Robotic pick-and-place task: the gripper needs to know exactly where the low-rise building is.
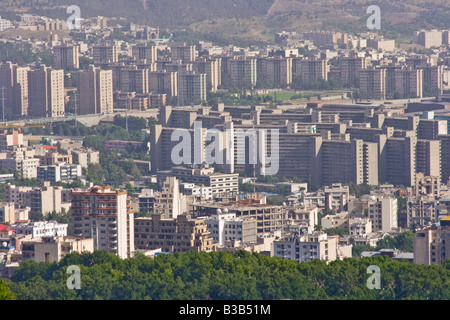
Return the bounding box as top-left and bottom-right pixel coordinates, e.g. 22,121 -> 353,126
11,220 -> 68,239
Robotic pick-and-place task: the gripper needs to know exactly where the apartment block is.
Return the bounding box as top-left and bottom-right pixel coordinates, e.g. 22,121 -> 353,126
12,220 -> 68,238
359,68 -> 387,100
257,56 -> 292,88
0,130 -> 24,150
21,236 -> 94,263
339,54 -> 368,87
77,65 -> 114,115
419,65 -> 444,96
292,58 -> 328,83
170,44 -> 197,62
418,119 -> 447,140
0,62 -> 29,117
148,71 -> 178,97
120,66 -> 149,94
93,44 -> 119,64
415,140 -> 441,182
53,44 -> 79,70
192,57 -> 220,92
229,58 -> 257,89
28,65 -> 65,118
384,136 -> 416,187
368,196 -> 398,233
37,164 -> 82,182
414,30 -> 443,48
153,176 -> 187,219
131,43 -> 157,63
349,217 -> 372,237
393,68 -> 423,99
177,72 -> 207,106
205,210 -> 257,247
407,197 -> 437,228
134,214 -> 216,253
0,203 -> 15,224
438,135 -> 450,183
414,223 -> 450,265
71,186 -> 135,259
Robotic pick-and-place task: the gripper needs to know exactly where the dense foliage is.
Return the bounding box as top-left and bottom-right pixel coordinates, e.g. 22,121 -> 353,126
5,250 -> 450,300
352,231 -> 415,257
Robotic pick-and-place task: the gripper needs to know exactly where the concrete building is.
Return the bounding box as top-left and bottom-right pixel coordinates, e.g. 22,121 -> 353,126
131,43 -> 157,63
53,44 -> 79,70
192,57 -> 220,92
77,65 -> 114,115
177,71 -> 207,106
134,214 -> 216,253
71,186 -> 135,259
153,176 -> 187,219
21,236 -> 94,263
407,197 -> 437,228
120,66 -> 149,94
285,206 -> 319,229
93,44 -> 119,64
180,183 -> 213,200
414,30 -> 443,48
438,135 -> 450,183
148,71 -> 178,97
28,65 -> 65,118
273,230 -> 352,263
418,119 -> 447,140
37,164 -> 82,182
339,54 -> 368,87
257,56 -> 292,88
0,62 -> 29,117
368,196 -> 398,233
292,58 -> 328,83
0,130 -> 24,150
349,217 -> 372,237
419,65 -> 444,96
170,44 -> 197,62
229,58 -> 257,89
138,189 -> 156,214
385,136 -> 416,187
0,203 -> 15,224
205,209 -> 257,247
415,140 -> 441,182
324,183 -> 350,213
12,220 -> 68,238
359,68 -> 387,100
393,68 -> 423,99
413,223 -> 450,265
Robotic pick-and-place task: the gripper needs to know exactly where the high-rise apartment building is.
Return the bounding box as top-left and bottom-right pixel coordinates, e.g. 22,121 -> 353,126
414,223 -> 450,265
394,68 -> 423,99
292,58 -> 328,83
359,68 -> 387,100
419,65 -> 444,96
131,43 -> 157,63
414,30 -> 443,48
77,65 -> 113,115
368,196 -> 398,233
53,44 -> 79,70
148,71 -> 178,97
170,43 -> 196,62
120,66 -> 149,94
257,56 -> 292,88
28,66 -> 65,118
0,62 -> 29,117
192,57 -> 220,92
229,58 -> 257,89
93,44 -> 119,64
71,186 -> 135,259
153,177 -> 187,219
339,54 -> 367,87
384,136 -> 416,187
438,135 -> 450,183
416,139 -> 441,182
177,72 -> 207,106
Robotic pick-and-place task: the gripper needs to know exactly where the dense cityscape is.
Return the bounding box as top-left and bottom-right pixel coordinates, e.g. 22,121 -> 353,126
0,1 -> 450,302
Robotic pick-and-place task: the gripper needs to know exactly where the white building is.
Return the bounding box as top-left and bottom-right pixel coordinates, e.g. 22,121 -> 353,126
348,217 -> 372,237
273,230 -> 352,263
37,163 -> 82,182
12,220 -> 68,239
0,18 -> 12,32
71,186 -> 135,259
205,209 -> 257,247
180,183 -> 213,200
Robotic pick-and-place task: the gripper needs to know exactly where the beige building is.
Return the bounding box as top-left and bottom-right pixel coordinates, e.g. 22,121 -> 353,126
419,65 -> 444,96
384,136 -> 416,187
93,44 -> 119,64
153,176 -> 187,219
170,43 -> 197,62
0,202 -> 15,224
324,183 -> 350,213
0,62 -> 29,117
53,44 -> 79,70
258,56 -> 292,88
132,44 -> 157,63
416,140 -> 441,182
359,68 -> 387,100
134,214 -> 216,253
71,186 -> 135,259
414,30 -> 443,48
120,66 -> 149,94
178,71 -> 207,106
21,236 -> 94,263
148,71 -> 178,97
28,65 -> 65,118
192,57 -> 220,92
292,58 -> 328,83
229,58 -> 257,89
413,223 -> 450,265
77,65 -> 113,115
393,68 -> 423,99
339,54 -> 368,87
368,196 -> 398,233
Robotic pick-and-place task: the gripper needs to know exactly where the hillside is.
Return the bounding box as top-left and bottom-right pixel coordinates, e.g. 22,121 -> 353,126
1,0 -> 450,44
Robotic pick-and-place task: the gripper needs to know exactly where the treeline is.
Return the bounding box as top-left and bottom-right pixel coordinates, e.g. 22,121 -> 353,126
352,231 -> 415,257
4,250 -> 450,300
